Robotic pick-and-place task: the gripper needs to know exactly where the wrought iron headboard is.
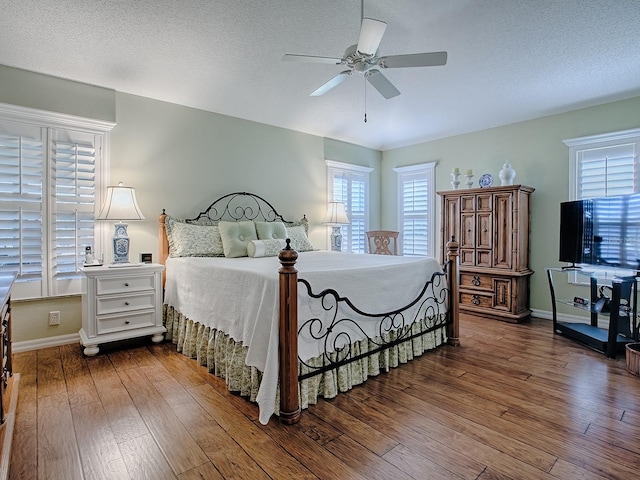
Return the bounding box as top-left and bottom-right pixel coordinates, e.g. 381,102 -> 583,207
185,192 -> 291,224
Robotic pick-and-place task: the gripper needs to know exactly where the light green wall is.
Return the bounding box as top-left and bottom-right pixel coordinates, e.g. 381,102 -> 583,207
0,65 -> 115,122
111,92 -> 333,263
382,95 -> 640,314
12,296 -> 82,343
0,66 -> 381,342
323,138 -> 383,229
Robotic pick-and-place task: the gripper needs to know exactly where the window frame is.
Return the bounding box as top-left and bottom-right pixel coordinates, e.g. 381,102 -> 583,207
0,102 -> 115,299
563,128 -> 640,280
394,162 -> 436,257
326,160 -> 373,253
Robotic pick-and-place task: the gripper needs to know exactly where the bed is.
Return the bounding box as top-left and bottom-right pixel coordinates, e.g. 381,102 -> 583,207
159,192 -> 460,425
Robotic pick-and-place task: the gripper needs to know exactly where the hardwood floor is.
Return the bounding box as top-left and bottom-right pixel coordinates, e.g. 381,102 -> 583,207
9,315 -> 640,480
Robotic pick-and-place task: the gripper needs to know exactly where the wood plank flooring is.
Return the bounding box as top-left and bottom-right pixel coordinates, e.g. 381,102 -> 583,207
9,315 -> 640,479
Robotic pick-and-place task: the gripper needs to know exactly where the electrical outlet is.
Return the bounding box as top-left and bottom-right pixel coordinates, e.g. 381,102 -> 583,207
48,311 -> 60,326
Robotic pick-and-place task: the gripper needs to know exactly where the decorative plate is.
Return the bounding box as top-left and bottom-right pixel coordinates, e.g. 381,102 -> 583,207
479,173 -> 494,188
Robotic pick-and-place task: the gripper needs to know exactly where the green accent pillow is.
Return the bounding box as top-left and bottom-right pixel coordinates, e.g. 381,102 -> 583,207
255,221 -> 287,240
247,239 -> 287,258
166,216 -> 224,257
218,221 -> 258,258
286,225 -> 315,252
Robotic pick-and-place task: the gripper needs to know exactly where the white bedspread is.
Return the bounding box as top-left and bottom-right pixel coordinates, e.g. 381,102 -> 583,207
164,251 -> 444,423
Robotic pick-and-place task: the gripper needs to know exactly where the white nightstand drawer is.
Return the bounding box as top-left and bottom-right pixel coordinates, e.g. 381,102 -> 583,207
96,292 -> 156,316
97,311 -> 155,335
97,274 -> 155,295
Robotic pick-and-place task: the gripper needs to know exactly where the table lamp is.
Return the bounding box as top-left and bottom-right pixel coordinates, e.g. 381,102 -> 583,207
96,182 -> 145,264
322,201 -> 350,251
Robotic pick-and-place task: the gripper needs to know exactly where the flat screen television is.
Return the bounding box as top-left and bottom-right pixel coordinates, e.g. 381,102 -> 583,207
559,192 -> 640,270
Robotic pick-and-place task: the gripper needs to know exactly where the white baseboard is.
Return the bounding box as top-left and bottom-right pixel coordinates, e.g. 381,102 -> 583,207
13,333 -> 80,353
531,308 -> 600,323
8,309 -> 590,354
531,308 -> 552,320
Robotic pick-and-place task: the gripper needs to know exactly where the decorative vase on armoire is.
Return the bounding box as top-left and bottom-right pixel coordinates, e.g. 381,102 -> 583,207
499,162 -> 516,186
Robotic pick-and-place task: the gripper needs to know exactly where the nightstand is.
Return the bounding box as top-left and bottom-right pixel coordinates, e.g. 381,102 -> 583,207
79,263 -> 165,356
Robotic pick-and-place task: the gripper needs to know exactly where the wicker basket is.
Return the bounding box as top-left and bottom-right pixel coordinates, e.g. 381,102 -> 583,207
626,343 -> 640,376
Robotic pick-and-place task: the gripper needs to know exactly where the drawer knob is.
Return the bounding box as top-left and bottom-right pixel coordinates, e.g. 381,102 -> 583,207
125,320 -> 130,324
471,294 -> 481,305
124,301 -> 130,306
124,282 -> 130,287
471,276 -> 481,286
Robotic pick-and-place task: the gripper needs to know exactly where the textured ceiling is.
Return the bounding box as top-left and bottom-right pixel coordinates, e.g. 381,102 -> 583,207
1,0 -> 639,150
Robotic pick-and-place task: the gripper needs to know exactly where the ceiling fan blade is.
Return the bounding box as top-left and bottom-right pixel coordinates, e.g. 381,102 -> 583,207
310,70 -> 352,96
379,51 -> 448,68
366,70 -> 400,99
282,54 -> 343,64
357,18 -> 387,55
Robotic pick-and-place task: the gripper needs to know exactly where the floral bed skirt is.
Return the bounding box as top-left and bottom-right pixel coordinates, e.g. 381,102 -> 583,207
163,305 -> 447,416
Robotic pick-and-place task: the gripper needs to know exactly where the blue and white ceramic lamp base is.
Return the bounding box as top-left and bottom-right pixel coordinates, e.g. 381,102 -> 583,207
112,222 -> 131,264
330,226 -> 343,252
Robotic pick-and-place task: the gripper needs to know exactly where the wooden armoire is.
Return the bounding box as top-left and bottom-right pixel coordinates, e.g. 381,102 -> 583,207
438,184 -> 534,323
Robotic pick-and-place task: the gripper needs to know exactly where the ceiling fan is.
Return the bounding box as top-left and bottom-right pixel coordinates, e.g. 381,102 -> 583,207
282,1 -> 447,99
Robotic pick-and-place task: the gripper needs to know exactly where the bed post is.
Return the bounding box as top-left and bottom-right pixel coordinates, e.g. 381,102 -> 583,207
159,210 -> 169,288
278,240 -> 301,424
446,236 -> 460,346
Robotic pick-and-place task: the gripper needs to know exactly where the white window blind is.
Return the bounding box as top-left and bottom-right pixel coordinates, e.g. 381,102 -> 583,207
0,133 -> 44,283
565,128 -> 640,201
0,103 -> 114,299
326,160 -> 372,253
394,162 -> 436,256
577,144 -> 636,199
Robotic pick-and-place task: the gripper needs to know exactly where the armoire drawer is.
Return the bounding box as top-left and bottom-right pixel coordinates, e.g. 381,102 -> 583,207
460,273 -> 494,291
460,292 -> 494,309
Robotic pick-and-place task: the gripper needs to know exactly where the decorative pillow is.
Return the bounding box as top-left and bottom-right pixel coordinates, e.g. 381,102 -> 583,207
285,216 -> 309,235
165,216 -> 224,257
247,239 -> 287,258
218,221 -> 258,258
255,221 -> 287,240
286,225 -> 315,252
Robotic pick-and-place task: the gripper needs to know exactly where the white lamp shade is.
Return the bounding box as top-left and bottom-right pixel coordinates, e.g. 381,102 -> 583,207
97,183 -> 145,221
322,201 -> 350,226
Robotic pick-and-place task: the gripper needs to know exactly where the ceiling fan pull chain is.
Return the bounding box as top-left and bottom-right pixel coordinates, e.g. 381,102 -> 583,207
364,77 -> 368,123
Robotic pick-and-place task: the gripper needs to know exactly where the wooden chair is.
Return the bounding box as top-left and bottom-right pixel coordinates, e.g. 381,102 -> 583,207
366,230 -> 399,255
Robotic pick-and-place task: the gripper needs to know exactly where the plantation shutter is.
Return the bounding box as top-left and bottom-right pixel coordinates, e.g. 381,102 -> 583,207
395,162 -> 436,257
400,172 -> 429,255
51,131 -> 98,295
327,161 -> 372,254
577,144 -> 636,199
0,132 -> 44,290
0,104 -> 112,299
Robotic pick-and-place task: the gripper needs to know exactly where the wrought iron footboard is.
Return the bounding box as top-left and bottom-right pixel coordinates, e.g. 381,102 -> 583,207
296,261 -> 451,381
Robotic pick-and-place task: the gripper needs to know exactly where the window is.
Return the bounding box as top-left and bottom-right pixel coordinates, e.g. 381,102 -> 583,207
0,103 -> 114,299
394,162 -> 436,256
564,128 -> 640,277
564,128 -> 640,201
326,160 -> 373,253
